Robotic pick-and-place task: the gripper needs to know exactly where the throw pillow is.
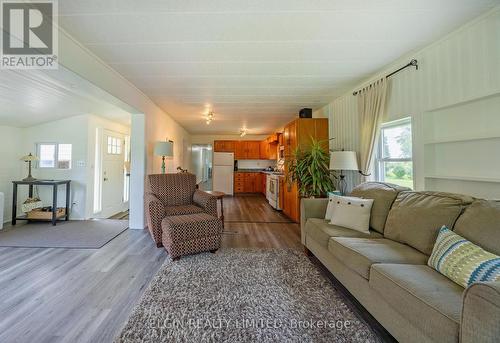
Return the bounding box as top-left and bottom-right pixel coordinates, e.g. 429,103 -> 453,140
329,195 -> 374,234
428,226 -> 500,288
325,195 -> 359,221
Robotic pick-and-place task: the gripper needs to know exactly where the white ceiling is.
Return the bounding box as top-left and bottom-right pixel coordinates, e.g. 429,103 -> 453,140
57,0 -> 499,134
0,69 -> 131,127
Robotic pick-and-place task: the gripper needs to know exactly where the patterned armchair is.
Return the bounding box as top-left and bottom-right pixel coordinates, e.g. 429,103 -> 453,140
145,173 -> 218,247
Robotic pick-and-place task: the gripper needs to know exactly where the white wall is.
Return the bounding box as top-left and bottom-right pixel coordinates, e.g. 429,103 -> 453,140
0,126 -> 24,225
238,160 -> 277,170
23,115 -> 90,219
0,115 -> 132,222
317,8 -> 500,196
58,27 -> 192,228
58,28 -> 192,175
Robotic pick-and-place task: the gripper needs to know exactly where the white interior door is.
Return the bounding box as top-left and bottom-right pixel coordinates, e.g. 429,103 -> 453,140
100,131 -> 126,218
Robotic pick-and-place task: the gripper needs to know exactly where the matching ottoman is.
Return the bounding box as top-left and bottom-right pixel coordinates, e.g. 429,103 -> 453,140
161,213 -> 223,259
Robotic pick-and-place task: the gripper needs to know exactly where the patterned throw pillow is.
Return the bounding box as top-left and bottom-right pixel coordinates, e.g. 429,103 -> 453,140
428,226 -> 500,288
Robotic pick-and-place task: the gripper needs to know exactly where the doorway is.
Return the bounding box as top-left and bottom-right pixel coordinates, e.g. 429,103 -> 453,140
93,129 -> 130,219
191,144 -> 213,191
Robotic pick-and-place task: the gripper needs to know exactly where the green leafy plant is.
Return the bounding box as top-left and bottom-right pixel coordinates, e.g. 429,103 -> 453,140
286,138 -> 335,198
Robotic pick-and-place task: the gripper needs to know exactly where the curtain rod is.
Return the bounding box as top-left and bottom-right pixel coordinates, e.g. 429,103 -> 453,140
352,59 -> 418,96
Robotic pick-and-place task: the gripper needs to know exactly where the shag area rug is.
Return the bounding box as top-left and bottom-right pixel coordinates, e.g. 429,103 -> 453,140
115,249 -> 381,343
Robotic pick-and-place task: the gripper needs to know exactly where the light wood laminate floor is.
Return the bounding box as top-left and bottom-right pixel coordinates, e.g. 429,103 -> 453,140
0,194 -> 300,343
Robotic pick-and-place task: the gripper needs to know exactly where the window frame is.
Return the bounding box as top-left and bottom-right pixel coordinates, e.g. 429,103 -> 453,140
36,143 -> 73,170
375,117 -> 414,188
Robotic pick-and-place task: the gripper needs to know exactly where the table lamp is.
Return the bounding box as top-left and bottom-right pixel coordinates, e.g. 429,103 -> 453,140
20,153 -> 39,181
329,151 -> 359,195
154,141 -> 173,174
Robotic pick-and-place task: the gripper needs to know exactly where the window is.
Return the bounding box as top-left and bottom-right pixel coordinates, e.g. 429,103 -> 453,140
37,143 -> 72,169
376,118 -> 413,189
107,136 -> 122,155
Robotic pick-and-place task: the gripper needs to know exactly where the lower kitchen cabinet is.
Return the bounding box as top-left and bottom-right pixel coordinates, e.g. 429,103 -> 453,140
234,172 -> 263,194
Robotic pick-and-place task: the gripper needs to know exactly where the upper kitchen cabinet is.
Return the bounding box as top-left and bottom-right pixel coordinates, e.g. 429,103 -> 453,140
213,140 -> 235,152
234,141 -> 261,160
246,141 -> 260,159
283,118 -> 328,157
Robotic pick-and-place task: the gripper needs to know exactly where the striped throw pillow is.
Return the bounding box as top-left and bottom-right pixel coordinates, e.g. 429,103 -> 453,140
428,226 -> 500,288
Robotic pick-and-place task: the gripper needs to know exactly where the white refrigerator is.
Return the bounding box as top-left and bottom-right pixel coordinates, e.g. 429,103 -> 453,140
212,152 -> 234,195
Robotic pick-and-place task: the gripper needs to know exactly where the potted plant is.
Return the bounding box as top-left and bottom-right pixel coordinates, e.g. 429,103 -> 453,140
286,138 -> 335,198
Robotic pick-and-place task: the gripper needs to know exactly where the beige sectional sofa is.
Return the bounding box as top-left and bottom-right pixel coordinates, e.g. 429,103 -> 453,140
301,182 -> 500,343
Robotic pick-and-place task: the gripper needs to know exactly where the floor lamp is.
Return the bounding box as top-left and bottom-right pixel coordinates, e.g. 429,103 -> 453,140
329,151 -> 359,196
154,141 -> 174,174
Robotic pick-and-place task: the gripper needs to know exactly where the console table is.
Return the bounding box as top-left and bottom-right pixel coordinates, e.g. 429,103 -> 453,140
12,180 -> 71,226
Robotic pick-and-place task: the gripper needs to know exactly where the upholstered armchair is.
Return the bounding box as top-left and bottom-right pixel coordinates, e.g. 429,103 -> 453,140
145,173 -> 218,247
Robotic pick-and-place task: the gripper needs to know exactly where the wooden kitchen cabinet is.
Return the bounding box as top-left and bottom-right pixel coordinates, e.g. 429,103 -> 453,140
213,140 -> 235,152
259,134 -> 279,160
246,141 -> 260,159
234,172 -> 262,193
282,118 -> 329,223
278,176 -> 284,210
243,173 -> 254,192
255,173 -> 262,193
234,172 -> 245,193
234,141 -> 261,160
260,140 -> 269,159
234,141 -> 246,159
261,172 -> 267,195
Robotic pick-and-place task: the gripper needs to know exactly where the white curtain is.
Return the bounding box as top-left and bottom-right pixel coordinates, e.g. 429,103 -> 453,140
357,78 -> 388,181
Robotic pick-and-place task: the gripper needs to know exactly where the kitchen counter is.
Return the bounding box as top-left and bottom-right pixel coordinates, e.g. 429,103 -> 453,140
236,169 -> 284,176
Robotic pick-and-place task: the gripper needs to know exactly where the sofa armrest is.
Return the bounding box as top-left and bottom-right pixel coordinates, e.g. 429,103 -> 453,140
461,281 -> 500,343
300,198 -> 328,245
193,190 -> 218,217
145,193 -> 165,247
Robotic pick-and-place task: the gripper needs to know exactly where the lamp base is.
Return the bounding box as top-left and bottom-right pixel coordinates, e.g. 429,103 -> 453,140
338,174 -> 347,196
23,176 -> 37,182
161,156 -> 166,174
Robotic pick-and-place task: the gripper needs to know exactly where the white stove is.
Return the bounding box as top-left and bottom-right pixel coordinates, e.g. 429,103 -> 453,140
266,173 -> 282,210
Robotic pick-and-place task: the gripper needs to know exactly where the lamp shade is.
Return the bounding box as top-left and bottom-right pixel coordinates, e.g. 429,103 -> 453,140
20,153 -> 39,162
330,151 -> 359,171
154,141 -> 173,158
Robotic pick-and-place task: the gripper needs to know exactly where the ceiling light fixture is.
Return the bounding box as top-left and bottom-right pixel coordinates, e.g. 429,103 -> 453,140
206,111 -> 214,125
240,128 -> 247,137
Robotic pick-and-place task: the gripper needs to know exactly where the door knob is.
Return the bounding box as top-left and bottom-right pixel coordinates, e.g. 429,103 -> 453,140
104,177 -> 109,181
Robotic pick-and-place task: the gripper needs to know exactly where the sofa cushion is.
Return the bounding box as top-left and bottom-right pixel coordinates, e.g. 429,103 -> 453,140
165,204 -> 204,216
304,218 -> 382,249
350,182 -> 410,234
384,191 -> 474,255
453,200 -> 500,255
428,226 -> 500,288
162,213 -> 222,243
370,264 -> 463,341
328,238 -> 427,279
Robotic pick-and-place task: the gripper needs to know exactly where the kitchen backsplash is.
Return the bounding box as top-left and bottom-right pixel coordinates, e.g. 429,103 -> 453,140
237,160 -> 276,170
